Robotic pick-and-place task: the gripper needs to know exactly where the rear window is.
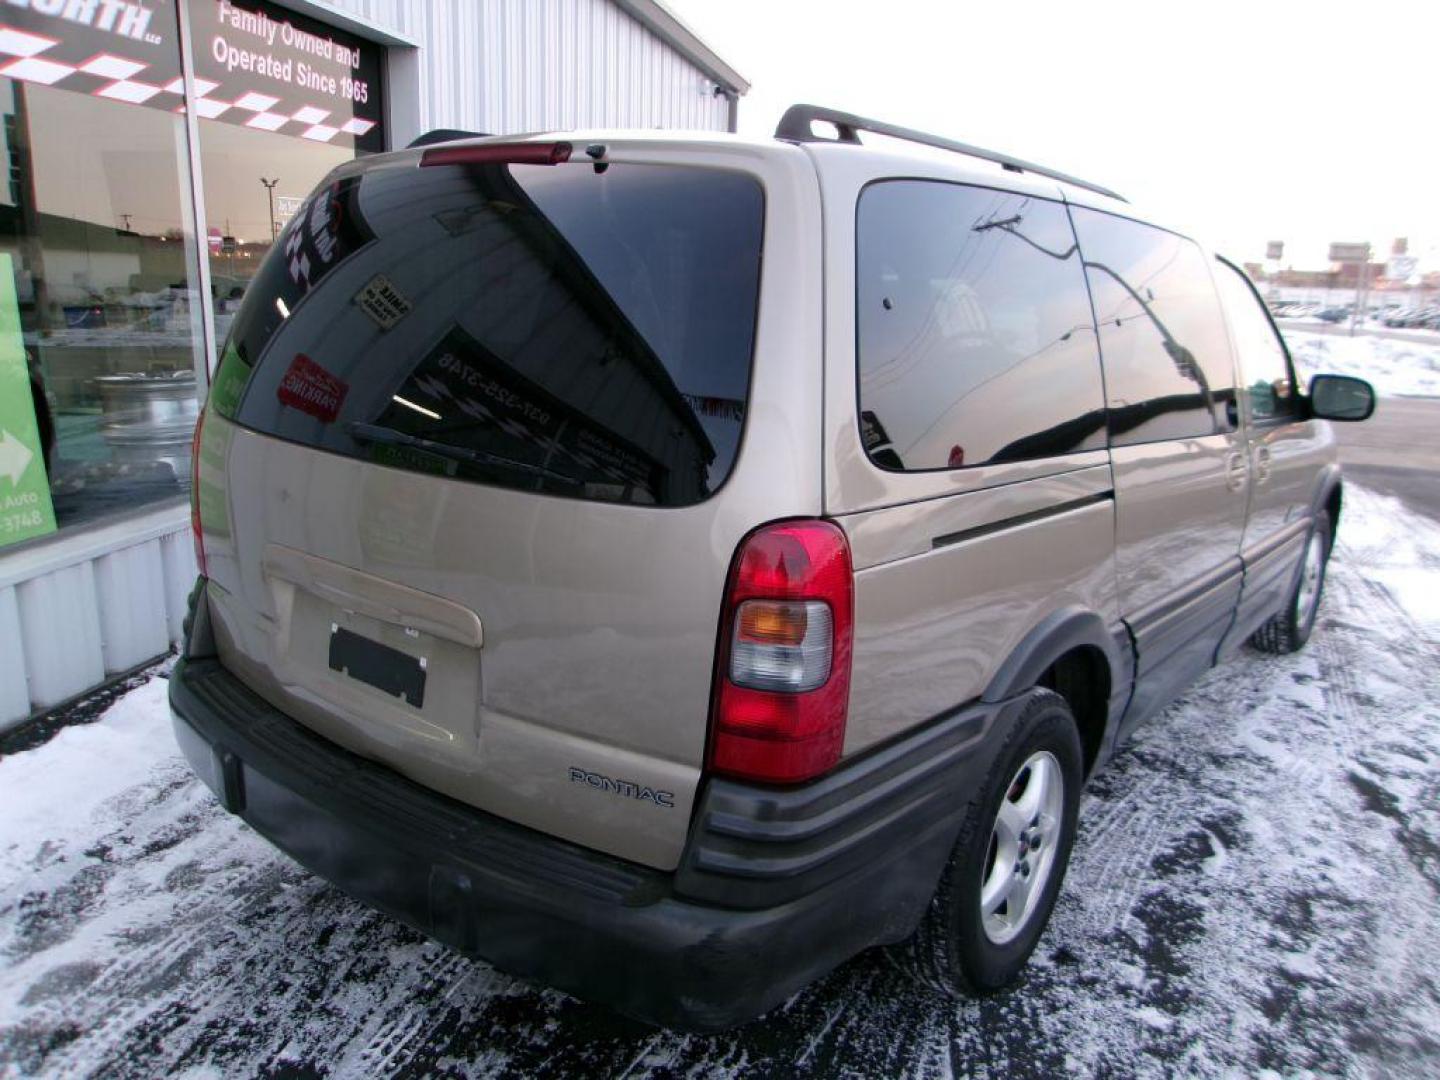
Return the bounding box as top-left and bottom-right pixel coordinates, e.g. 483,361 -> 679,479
210,158 -> 764,507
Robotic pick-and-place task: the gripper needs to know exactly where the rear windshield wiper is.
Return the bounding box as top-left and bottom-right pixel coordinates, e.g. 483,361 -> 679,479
345,422 -> 584,487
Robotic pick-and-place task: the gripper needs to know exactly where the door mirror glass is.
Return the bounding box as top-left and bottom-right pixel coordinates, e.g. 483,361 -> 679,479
1309,374 -> 1376,422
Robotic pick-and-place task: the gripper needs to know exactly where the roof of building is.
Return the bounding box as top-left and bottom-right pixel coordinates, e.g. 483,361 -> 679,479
616,0 -> 749,94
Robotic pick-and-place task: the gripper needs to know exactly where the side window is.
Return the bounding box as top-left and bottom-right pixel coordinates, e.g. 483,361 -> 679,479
855,181 -> 1106,472
1213,258 -> 1299,422
1070,207 -> 1238,446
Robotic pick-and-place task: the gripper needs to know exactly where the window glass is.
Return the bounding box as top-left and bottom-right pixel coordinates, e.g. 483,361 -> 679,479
1214,258 -> 1297,422
856,182 -> 1106,471
1070,208 -> 1237,445
0,4 -> 207,547
187,0 -> 386,352
213,161 -> 763,508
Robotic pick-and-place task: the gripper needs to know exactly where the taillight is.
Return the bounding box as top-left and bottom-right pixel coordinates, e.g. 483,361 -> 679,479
709,520 -> 854,784
420,141 -> 572,168
190,409 -> 207,578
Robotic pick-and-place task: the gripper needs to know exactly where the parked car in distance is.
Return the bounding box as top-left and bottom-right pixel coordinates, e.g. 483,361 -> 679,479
1317,306 -> 1350,323
169,105 -> 1376,1031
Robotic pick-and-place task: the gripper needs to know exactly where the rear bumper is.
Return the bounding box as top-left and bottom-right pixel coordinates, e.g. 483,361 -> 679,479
170,591 -> 1016,1030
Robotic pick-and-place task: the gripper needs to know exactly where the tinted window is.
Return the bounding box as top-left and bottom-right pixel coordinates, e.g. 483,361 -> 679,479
1214,258 -> 1298,422
856,182 -> 1106,471
1070,208 -> 1237,445
211,161 -> 763,507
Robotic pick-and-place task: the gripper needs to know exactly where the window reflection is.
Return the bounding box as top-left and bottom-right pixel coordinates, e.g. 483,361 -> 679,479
1069,208 -> 1237,445
1214,258 -> 1297,423
4,81 -> 205,532
198,119 -> 353,350
213,161 -> 763,508
856,182 -> 1107,471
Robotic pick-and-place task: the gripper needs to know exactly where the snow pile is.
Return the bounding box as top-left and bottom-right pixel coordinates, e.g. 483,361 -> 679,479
1334,485 -> 1440,641
2,488 -> 1440,1076
1283,329 -> 1440,397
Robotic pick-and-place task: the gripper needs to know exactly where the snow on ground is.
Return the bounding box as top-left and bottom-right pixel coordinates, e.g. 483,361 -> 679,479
2,486 -> 1440,1078
1284,329 -> 1440,398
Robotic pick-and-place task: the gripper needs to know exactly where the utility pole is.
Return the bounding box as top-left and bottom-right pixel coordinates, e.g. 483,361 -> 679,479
260,177 -> 279,242
1348,246 -> 1372,337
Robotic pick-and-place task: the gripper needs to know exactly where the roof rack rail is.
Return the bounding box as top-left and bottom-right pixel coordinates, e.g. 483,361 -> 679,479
773,104 -> 1127,203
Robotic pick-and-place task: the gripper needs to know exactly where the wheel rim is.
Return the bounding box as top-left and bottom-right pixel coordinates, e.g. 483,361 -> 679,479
1295,530 -> 1324,628
980,750 -> 1065,946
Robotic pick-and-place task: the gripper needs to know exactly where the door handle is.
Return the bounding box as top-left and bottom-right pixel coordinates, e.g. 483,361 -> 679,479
1225,452 -> 1248,491
1255,446 -> 1272,483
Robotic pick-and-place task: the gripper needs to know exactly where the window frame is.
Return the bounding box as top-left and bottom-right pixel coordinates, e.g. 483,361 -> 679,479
1213,254 -> 1304,429
851,176 -> 1109,475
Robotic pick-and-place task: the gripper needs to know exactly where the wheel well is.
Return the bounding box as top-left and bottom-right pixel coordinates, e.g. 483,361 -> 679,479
1037,646 -> 1109,775
1326,482 -> 1343,537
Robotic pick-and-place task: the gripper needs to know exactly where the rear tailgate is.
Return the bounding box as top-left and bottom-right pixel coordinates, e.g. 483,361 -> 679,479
195,137 -> 823,869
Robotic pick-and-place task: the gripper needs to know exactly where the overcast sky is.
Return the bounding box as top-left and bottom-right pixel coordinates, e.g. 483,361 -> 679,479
665,0 -> 1439,271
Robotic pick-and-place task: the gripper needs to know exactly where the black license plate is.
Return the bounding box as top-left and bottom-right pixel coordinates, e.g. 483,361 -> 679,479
328,625 -> 426,707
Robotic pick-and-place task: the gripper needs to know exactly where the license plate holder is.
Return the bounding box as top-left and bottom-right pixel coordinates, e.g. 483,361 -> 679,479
328,624 -> 427,707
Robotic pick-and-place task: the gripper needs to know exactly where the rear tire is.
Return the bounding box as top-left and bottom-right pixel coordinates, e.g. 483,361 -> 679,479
1250,511 -> 1332,655
893,689 -> 1082,996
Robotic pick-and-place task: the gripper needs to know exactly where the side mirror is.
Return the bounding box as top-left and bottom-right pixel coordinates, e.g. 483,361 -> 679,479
1309,374 -> 1375,422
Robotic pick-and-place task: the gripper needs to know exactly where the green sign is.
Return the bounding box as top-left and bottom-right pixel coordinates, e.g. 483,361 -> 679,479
0,253 -> 57,548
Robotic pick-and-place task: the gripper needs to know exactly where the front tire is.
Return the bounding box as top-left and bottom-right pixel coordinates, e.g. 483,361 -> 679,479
1251,511 -> 1332,654
894,689 -> 1083,996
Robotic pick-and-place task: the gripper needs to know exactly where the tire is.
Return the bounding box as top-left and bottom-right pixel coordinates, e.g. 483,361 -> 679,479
893,689 -> 1083,996
1250,511 -> 1332,655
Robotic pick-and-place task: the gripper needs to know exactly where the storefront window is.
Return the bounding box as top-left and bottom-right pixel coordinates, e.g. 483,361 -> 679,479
0,0 -> 386,550
187,0 -> 385,348
0,2 -> 206,543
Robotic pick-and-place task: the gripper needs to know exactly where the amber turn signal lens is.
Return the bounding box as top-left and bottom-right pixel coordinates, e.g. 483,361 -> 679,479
735,600 -> 809,646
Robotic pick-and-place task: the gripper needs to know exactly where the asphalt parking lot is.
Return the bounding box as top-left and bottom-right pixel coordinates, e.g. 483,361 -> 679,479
1332,394 -> 1440,520
2,482 -> 1438,1078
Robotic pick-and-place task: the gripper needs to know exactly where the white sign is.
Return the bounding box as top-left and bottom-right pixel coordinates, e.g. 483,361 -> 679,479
1387,256 -> 1419,281
1329,242 -> 1371,264
275,195 -> 305,227
354,274 -> 411,330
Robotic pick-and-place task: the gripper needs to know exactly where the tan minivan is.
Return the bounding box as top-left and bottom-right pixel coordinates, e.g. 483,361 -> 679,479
170,106 -> 1375,1030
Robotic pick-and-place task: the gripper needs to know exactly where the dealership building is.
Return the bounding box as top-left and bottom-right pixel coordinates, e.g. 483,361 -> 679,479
0,0 -> 746,731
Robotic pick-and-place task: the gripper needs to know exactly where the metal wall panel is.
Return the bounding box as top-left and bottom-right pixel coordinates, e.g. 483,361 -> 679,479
1,517 -> 196,731
161,533 -> 198,646
16,563 -> 105,711
326,0 -> 732,138
0,586 -> 28,728
94,541 -> 170,676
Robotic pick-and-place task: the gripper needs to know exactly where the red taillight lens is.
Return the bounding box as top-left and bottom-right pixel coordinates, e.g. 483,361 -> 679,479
190,409 -> 207,577
710,520 -> 854,784
420,141 -> 573,168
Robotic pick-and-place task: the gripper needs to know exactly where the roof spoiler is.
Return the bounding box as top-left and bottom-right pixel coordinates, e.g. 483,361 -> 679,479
407,129 -> 491,149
